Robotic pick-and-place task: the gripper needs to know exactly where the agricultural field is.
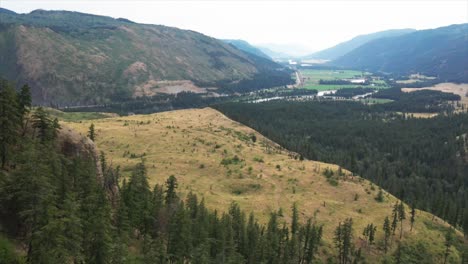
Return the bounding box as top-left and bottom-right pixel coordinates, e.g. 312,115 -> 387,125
298,69 -> 388,91
63,107 -> 463,262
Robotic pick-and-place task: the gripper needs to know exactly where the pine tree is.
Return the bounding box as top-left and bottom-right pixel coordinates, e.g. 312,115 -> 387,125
32,107 -> 59,143
123,161 -> 151,234
303,219 -> 322,264
363,223 -> 377,249
265,212 -> 280,263
12,144 -> 55,263
150,184 -> 165,237
398,202 -> 406,239
88,123 -> 96,141
410,204 -> 416,232
334,218 -> 354,264
375,188 -> 384,202
443,228 -> 454,264
17,84 -> 31,135
246,212 -> 260,264
17,84 -> 31,117
165,175 -> 178,206
291,202 -> 299,235
79,167 -> 112,264
391,202 -> 398,236
383,216 -> 391,253
0,79 -> 20,168
167,204 -> 192,263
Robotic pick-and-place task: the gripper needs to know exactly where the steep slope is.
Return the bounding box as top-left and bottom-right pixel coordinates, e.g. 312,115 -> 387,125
62,108 -> 465,262
303,28 -> 415,60
333,24 -> 468,82
222,39 -> 271,59
0,9 -> 290,105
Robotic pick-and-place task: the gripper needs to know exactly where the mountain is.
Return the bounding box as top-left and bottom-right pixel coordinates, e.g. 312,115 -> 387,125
333,24 -> 468,82
257,43 -> 312,59
222,39 -> 271,59
0,9 -> 291,105
0,8 -> 17,15
303,29 -> 416,60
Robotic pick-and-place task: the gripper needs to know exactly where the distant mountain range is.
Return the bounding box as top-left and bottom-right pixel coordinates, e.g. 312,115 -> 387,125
222,39 -> 271,59
332,24 -> 468,82
256,43 -> 312,59
0,9 -> 291,105
303,29 -> 416,60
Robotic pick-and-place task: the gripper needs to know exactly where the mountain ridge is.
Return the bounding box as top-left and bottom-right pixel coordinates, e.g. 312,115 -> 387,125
222,39 -> 271,59
332,23 -> 468,82
303,28 -> 416,60
0,8 -> 291,105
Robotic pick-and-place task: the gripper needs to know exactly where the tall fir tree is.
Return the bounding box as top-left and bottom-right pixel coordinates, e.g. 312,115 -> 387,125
0,80 -> 20,168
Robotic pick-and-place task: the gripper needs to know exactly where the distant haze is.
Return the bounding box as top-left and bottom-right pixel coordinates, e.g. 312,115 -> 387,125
2,0 -> 467,55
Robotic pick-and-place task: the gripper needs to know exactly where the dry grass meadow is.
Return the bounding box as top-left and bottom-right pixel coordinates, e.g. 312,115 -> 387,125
63,107 -> 463,260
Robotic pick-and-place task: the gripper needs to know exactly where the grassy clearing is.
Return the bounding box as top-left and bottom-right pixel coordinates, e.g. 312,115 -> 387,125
63,108 -> 463,262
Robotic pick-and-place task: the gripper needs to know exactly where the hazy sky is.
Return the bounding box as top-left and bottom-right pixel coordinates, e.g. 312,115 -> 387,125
2,0 -> 467,55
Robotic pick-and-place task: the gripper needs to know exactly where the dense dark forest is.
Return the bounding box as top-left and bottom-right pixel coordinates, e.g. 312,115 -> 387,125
215,101 -> 468,237
372,88 -> 461,112
334,88 -> 374,98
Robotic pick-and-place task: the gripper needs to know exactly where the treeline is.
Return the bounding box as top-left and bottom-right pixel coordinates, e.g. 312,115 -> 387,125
117,164 -> 323,263
1,80 -> 325,263
335,88 -> 374,98
372,88 -> 460,112
215,101 -> 468,237
62,92 -> 229,115
195,70 -> 295,94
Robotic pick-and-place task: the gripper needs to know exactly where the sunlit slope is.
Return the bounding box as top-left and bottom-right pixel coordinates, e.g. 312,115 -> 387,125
63,108 -> 464,262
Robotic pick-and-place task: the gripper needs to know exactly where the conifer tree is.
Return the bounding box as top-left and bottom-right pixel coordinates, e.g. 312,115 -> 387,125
88,123 -> 96,141
334,218 -> 354,264
123,161 -> 151,233
0,80 -> 20,168
391,202 -> 399,236
443,228 -> 454,264
167,204 -> 192,263
165,175 -> 178,206
363,223 -> 377,249
383,216 -> 391,253
291,202 -> 299,236
398,202 -> 406,239
32,107 -> 59,143
410,204 -> 416,232
18,84 -> 31,134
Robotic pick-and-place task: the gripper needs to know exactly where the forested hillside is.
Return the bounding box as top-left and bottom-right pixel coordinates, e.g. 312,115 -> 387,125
215,101 -> 468,238
0,9 -> 292,106
332,24 -> 468,82
303,29 -> 415,60
222,39 -> 271,59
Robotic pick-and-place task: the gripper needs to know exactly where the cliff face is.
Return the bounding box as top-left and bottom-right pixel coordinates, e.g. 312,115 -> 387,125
57,125 -> 119,204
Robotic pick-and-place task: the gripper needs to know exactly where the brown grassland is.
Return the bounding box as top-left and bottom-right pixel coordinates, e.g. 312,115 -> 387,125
63,107 -> 464,261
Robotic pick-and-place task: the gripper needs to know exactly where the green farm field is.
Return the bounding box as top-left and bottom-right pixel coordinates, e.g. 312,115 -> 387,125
299,69 -> 388,91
